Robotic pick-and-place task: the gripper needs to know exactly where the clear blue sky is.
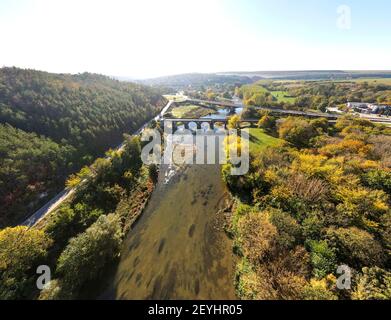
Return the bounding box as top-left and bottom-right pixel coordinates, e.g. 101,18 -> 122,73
0,0 -> 390,78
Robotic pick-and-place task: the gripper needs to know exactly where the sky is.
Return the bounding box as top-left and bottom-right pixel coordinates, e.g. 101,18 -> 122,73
0,0 -> 390,78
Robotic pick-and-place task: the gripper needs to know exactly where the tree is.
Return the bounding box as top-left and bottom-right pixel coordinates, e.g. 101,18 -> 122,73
363,169 -> 391,196
302,278 -> 338,300
325,227 -> 385,268
278,117 -> 319,148
268,208 -> 301,250
206,90 -> 217,101
56,214 -> 123,292
148,164 -> 159,184
307,240 -> 337,279
352,267 -> 391,300
38,279 -> 69,300
65,166 -> 91,188
257,114 -> 276,133
228,115 -> 241,130
0,226 -> 52,299
122,135 -> 142,173
45,206 -> 77,246
336,186 -> 389,231
241,106 -> 259,120
237,210 -> 277,263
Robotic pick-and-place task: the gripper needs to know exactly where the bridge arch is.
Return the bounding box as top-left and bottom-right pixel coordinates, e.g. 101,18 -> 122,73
214,121 -> 227,131
201,121 -> 214,132
188,121 -> 198,131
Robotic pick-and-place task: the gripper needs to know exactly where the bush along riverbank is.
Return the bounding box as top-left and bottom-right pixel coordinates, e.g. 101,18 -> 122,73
0,134 -> 159,300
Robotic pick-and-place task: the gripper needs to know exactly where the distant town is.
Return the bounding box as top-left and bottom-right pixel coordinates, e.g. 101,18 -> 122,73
346,102 -> 391,116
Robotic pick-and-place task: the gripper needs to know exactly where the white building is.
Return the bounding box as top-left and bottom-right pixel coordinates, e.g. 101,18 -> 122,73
347,102 -> 391,114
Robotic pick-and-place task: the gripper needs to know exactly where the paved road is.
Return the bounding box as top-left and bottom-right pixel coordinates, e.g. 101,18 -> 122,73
22,189 -> 75,227
20,100 -> 173,228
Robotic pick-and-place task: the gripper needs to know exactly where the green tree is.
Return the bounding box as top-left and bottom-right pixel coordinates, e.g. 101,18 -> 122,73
362,169 -> 391,196
257,114 -> 276,133
278,117 -> 319,148
0,226 -> 52,299
302,278 -> 338,300
148,164 -> 159,184
325,227 -> 385,268
307,240 -> 337,279
352,267 -> 391,300
228,115 -> 241,130
268,208 -> 301,250
45,206 -> 77,246
56,214 -> 123,292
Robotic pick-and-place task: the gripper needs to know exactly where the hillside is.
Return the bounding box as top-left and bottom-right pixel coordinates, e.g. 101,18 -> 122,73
219,70 -> 391,81
143,71 -> 391,90
0,67 -> 166,226
142,73 -> 254,89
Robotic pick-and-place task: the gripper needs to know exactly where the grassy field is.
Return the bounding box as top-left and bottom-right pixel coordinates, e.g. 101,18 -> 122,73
169,104 -> 216,118
248,128 -> 283,154
241,82 -> 297,104
270,90 -> 296,103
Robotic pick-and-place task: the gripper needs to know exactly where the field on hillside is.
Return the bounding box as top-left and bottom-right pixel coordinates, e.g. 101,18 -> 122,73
241,82 -> 297,103
351,78 -> 391,85
248,128 -> 283,153
270,90 -> 296,103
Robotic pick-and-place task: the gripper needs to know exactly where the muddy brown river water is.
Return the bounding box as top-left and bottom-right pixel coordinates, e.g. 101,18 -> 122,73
107,164 -> 237,300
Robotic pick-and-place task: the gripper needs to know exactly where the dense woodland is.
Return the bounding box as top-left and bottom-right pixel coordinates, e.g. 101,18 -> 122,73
0,67 -> 166,226
0,131 -> 159,299
223,116 -> 391,300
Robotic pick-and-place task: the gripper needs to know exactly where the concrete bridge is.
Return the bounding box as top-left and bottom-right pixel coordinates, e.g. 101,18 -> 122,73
160,118 -> 260,131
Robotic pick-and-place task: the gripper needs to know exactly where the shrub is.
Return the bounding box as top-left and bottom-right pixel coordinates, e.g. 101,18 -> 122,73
257,114 -> 276,133
268,208 -> 301,249
362,169 -> 391,195
325,227 -> 385,268
237,211 -> 277,263
56,214 -> 123,292
302,278 -> 338,300
352,267 -> 391,300
0,226 -> 52,299
307,240 -> 337,279
278,117 -> 319,148
45,206 -> 77,246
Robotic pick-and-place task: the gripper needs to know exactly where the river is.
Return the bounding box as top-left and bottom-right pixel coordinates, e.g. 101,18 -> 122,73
105,163 -> 237,300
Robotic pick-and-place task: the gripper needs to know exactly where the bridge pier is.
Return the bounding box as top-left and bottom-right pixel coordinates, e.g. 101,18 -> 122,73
162,120 -> 178,133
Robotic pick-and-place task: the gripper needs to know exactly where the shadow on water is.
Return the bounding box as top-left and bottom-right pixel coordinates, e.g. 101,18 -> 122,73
102,164 -> 237,300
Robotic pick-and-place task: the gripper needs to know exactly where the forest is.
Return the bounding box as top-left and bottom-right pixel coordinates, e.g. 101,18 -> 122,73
0,130 -> 159,299
223,116 -> 391,300
0,67 -> 166,226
